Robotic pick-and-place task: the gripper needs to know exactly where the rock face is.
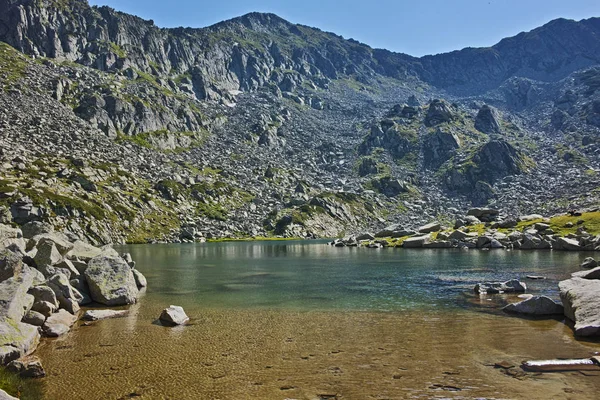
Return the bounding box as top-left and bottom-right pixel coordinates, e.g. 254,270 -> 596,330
559,277 -> 600,336
503,295 -> 564,316
159,305 -> 189,326
84,256 -> 139,306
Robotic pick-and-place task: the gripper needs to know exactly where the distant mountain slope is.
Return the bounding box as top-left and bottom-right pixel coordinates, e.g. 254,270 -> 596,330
1,0 -> 598,97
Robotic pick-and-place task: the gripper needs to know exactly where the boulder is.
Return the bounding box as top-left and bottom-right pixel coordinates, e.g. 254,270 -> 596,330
20,221 -> 54,239
132,269 -> 147,288
559,278 -> 600,336
82,309 -> 128,321
29,285 -> 59,317
572,267 -> 600,280
159,305 -> 189,326
29,233 -> 73,256
0,317 -> 40,365
474,105 -> 502,134
503,296 -> 564,316
0,249 -> 24,283
402,234 -> 431,248
0,224 -> 26,252
84,256 -> 138,306
70,277 -> 92,305
7,355 -> 45,378
418,222 -> 441,234
47,273 -> 83,314
66,240 -> 103,263
581,257 -> 597,269
448,230 -> 470,241
22,310 -> 45,326
555,237 -> 581,251
424,99 -> 455,126
33,240 -> 62,270
355,233 -> 375,241
42,309 -> 77,337
474,279 -> 527,294
0,272 -> 34,321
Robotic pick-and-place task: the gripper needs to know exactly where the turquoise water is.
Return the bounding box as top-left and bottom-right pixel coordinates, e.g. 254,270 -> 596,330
118,240 -> 584,312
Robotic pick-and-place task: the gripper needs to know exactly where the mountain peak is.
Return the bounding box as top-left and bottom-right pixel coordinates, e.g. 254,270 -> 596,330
207,11 -> 294,33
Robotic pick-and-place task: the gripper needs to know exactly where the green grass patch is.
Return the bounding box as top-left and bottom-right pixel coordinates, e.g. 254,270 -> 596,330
0,42 -> 28,91
0,367 -> 43,400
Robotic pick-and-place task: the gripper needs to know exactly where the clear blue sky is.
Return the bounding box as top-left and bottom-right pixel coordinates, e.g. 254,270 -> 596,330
88,0 -> 599,57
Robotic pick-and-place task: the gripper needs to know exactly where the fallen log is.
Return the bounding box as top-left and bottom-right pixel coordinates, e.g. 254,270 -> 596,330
522,358 -> 600,372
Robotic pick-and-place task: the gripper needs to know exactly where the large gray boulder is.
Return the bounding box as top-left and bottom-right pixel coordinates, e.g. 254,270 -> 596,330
84,256 -> 138,306
0,317 -> 40,365
503,295 -> 564,316
402,234 -> 431,248
66,240 -> 103,263
20,221 -> 54,239
0,272 -> 34,321
159,305 -> 189,326
28,233 -> 74,256
418,222 -> 441,234
559,277 -> 600,336
33,240 -> 63,271
555,237 -> 581,251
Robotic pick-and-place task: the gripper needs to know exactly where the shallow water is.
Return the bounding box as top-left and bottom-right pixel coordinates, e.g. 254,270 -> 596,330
36,241 -> 600,399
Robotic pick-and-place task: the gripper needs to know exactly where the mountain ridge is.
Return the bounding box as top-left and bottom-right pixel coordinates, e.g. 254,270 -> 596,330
0,0 -> 599,244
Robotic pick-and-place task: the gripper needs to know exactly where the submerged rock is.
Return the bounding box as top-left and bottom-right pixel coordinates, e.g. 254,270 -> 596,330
159,305 -> 189,326
82,309 -> 128,321
503,296 -> 564,316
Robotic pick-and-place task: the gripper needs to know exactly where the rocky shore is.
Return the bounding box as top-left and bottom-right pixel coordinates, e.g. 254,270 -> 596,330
0,221 -> 146,395
332,207 -> 600,251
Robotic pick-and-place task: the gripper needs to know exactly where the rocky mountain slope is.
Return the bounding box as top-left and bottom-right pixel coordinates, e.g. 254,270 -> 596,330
0,0 -> 599,243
